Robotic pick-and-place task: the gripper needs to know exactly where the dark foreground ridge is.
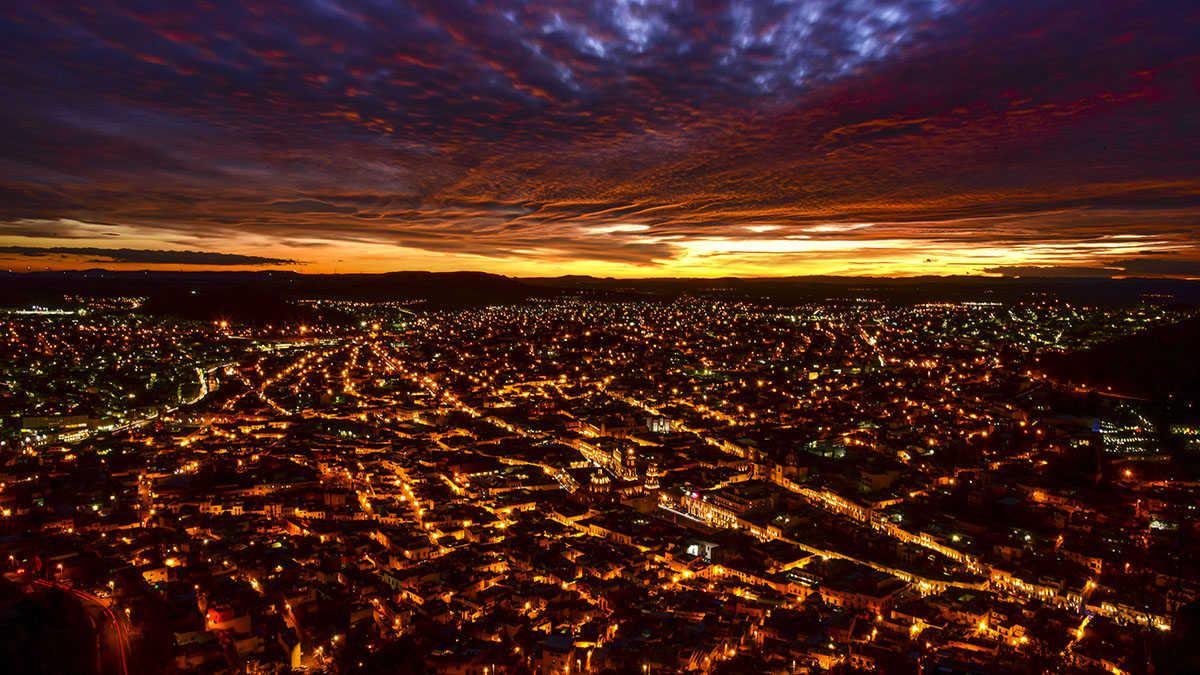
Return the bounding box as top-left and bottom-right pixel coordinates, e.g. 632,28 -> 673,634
1042,314 -> 1200,406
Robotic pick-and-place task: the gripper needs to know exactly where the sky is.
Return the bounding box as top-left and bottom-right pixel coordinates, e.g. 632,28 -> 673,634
1,0 -> 1198,278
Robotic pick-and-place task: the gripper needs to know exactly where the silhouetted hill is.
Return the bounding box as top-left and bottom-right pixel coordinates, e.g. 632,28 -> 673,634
137,284 -> 338,325
1041,315 -> 1200,405
3,272 -> 1200,323
289,271 -> 550,306
0,270 -> 551,321
526,275 -> 1200,306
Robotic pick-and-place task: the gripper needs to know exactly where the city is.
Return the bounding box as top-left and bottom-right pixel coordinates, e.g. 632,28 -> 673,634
3,1 -> 1200,673
3,290 -> 1198,674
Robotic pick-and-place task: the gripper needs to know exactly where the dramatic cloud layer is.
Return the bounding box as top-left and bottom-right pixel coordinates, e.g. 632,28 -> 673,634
1,0 -> 1198,276
0,246 -> 294,266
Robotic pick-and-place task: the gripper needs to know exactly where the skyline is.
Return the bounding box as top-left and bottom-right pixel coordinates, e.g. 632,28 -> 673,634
2,1 -> 1200,277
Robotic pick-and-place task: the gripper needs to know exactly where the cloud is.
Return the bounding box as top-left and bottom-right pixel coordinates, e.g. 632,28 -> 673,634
981,265 -> 1121,278
0,1 -> 1197,275
985,257 -> 1200,278
0,246 -> 297,266
1105,257 -> 1200,277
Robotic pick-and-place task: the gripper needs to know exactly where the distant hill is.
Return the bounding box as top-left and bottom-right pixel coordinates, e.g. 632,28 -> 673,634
289,271 -> 550,306
137,284 -> 337,325
0,270 -> 552,322
526,275 -> 1200,306
1040,315 -> 1200,405
3,271 -> 1200,323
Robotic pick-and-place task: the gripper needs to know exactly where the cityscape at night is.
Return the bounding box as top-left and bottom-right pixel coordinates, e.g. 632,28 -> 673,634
3,1 -> 1200,674
2,277 -> 1200,674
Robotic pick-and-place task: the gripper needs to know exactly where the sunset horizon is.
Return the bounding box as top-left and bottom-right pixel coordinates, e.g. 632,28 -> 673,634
3,1 -> 1199,278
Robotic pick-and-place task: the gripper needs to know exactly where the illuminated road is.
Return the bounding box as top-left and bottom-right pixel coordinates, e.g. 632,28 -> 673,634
31,578 -> 130,675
